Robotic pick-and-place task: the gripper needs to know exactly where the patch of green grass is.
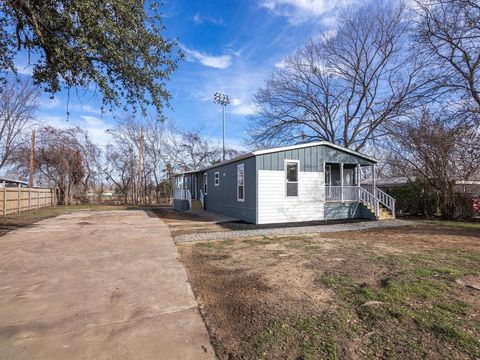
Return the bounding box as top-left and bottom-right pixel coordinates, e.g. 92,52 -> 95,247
320,251 -> 480,357
253,313 -> 350,360
254,319 -> 294,359
416,303 -> 478,354
321,273 -> 348,287
417,219 -> 480,230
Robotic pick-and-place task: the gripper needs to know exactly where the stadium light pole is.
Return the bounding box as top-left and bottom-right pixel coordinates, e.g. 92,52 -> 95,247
214,92 -> 230,161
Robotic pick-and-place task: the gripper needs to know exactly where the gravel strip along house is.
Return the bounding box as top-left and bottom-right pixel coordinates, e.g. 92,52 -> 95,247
173,141 -> 395,224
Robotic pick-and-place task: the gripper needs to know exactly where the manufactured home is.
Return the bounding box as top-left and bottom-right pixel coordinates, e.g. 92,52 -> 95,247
173,141 -> 395,224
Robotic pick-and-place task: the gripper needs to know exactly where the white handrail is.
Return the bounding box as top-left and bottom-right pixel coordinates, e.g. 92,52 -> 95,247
361,185 -> 395,215
186,189 -> 192,209
199,189 -> 204,208
359,187 -> 380,218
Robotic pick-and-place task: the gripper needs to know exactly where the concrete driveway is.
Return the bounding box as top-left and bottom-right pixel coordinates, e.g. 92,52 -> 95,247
0,210 -> 215,359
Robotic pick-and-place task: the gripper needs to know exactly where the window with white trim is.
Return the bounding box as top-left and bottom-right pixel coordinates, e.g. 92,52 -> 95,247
285,161 -> 299,197
325,165 -> 331,186
237,164 -> 245,201
203,173 -> 208,194
214,172 -> 220,186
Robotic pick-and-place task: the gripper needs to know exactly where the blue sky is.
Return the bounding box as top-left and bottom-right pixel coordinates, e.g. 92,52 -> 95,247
17,0 -> 361,148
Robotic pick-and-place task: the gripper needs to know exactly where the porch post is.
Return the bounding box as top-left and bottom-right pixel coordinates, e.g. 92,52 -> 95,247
323,161 -> 326,201
357,164 -> 361,186
357,164 -> 361,201
340,162 -> 344,203
372,164 -> 376,188
182,174 -> 185,200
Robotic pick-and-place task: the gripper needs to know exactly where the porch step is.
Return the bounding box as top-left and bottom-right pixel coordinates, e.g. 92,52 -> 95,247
190,199 -> 203,210
364,203 -> 395,220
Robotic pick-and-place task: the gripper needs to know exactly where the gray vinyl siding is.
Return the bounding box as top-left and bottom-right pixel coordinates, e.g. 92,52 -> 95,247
322,146 -> 373,165
256,144 -> 374,172
201,157 -> 256,223
175,143 -> 375,223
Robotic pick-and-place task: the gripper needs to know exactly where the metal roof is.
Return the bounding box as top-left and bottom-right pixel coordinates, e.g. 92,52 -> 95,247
0,177 -> 29,186
174,141 -> 377,176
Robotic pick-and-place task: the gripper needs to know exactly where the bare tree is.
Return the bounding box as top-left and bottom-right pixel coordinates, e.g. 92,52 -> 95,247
388,109 -> 480,219
415,0 -> 480,117
0,78 -> 39,170
249,3 -> 430,150
11,126 -> 98,205
101,145 -> 136,204
101,114 -> 243,204
175,131 -> 221,171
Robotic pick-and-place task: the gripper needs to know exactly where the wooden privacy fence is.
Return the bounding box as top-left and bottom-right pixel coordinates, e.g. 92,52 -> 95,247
0,187 -> 57,215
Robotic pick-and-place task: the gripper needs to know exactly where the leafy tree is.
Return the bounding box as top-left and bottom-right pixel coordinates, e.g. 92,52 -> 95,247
1,0 -> 180,113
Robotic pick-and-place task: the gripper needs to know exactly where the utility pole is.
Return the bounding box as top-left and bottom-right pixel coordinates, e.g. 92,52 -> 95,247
29,129 -> 35,188
129,148 -> 134,204
137,126 -> 143,204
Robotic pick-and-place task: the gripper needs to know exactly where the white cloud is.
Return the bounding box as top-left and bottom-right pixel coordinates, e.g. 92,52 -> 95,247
39,97 -> 61,109
230,102 -> 258,116
275,59 -> 288,68
36,114 -> 112,145
181,45 -> 232,69
15,63 -> 34,76
80,115 -> 105,127
231,98 -> 242,106
192,12 -> 225,26
260,0 -> 354,24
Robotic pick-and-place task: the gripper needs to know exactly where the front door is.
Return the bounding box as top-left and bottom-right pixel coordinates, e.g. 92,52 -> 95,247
344,168 -> 354,186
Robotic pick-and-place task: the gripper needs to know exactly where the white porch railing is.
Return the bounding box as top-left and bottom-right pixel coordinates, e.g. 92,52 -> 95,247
174,189 -> 190,200
326,186 -> 359,202
326,185 -> 396,218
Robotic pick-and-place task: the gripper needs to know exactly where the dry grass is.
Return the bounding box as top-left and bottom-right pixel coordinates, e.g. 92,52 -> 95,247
178,224 -> 480,359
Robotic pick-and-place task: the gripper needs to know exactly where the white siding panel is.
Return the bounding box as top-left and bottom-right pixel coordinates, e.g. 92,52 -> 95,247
257,170 -> 325,224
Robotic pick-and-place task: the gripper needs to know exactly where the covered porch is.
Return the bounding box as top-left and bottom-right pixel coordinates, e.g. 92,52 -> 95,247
173,171 -> 204,211
325,162 -> 395,218
325,162 -> 374,202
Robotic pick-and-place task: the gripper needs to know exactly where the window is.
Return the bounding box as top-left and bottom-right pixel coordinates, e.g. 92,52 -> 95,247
285,161 -> 299,197
237,164 -> 245,201
203,173 -> 208,194
214,172 -> 220,186
325,165 -> 331,186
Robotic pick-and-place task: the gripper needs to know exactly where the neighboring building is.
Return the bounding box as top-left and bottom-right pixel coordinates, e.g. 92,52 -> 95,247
173,141 -> 395,224
0,178 -> 29,188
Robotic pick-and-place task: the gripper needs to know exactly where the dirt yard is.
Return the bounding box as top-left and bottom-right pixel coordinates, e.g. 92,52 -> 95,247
178,224 -> 480,359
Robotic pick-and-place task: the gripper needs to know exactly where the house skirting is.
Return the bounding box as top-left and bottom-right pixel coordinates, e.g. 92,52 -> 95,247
324,203 -> 375,220
173,199 -> 190,212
